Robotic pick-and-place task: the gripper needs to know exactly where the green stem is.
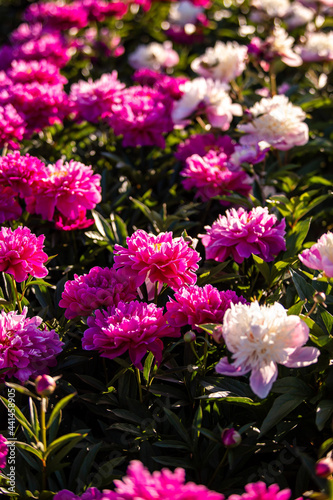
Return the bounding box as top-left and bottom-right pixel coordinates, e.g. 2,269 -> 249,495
154,281 -> 159,305
40,397 -> 48,490
190,341 -> 201,363
328,478 -> 333,500
201,333 -> 209,375
269,66 -> 277,96
10,276 -> 22,313
208,449 -> 228,488
135,367 -> 143,403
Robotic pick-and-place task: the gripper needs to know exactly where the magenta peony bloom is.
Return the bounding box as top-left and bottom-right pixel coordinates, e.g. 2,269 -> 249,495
0,226 -> 48,282
54,488 -> 104,500
0,186 -> 22,223
107,85 -> 174,148
54,209 -> 94,231
132,68 -> 188,100
0,151 -> 46,198
181,150 -> 252,202
299,232 -> 333,278
228,482 -> 291,500
70,72 -> 125,123
0,103 -> 26,149
200,207 -> 286,263
82,301 -> 180,368
24,1 -> 89,31
221,428 -> 242,447
114,229 -> 201,290
0,435 -> 8,469
165,285 -> 247,332
81,0 -> 128,21
315,458 -> 333,478
176,133 -> 235,163
216,301 -> 320,398
0,307 -> 64,383
59,267 -> 138,319
27,159 -> 101,222
7,59 -> 67,86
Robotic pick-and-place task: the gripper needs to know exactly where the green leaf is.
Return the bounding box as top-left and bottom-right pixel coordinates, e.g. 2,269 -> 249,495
252,255 -> 270,283
0,396 -> 35,440
46,392 -> 76,430
73,442 -> 102,487
29,398 -> 40,440
153,456 -> 196,468
318,437 -> 333,458
290,268 -> 316,302
163,408 -> 192,448
15,441 -> 43,460
154,440 -> 191,450
5,383 -> 37,399
45,433 -> 86,460
259,393 -> 305,437
143,351 -> 155,384
284,219 -> 311,258
315,400 -> 333,431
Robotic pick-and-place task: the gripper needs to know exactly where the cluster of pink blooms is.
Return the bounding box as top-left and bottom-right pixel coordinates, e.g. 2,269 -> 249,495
114,229 -> 201,291
0,307 -> 63,383
0,226 -> 48,283
200,207 -> 286,264
165,284 -> 247,332
299,231 -> 333,278
54,461 -> 298,500
0,435 -> 7,470
59,266 -> 138,319
133,68 -> 188,100
0,152 -> 101,229
82,300 -> 180,369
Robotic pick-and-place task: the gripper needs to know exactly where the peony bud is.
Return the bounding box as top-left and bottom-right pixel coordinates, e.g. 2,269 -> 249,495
221,428 -> 242,447
35,374 -> 57,397
212,325 -> 224,344
315,458 -> 333,478
313,291 -> 326,304
184,330 -> 196,343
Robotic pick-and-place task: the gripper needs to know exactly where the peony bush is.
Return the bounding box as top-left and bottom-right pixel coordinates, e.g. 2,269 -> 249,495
0,0 -> 332,499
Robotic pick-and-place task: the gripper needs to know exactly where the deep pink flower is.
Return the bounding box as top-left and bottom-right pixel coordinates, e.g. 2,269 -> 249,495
228,482 -> 292,500
299,232 -> 333,278
200,207 -> 286,263
114,229 -> 201,291
0,103 -> 26,149
59,267 -> 138,319
181,150 -> 252,202
0,226 -> 48,282
315,458 -> 333,478
0,151 -> 46,198
221,428 -> 242,447
133,68 -> 188,100
24,1 -> 89,31
7,59 -> 67,85
10,22 -> 47,45
0,186 -> 22,223
81,0 -> 128,21
82,301 -> 180,369
70,72 -> 125,123
176,133 -> 235,163
0,435 -> 7,469
165,285 -> 247,332
35,374 -> 57,396
0,307 -> 64,383
107,85 -> 174,148
27,159 -> 101,222
54,209 -> 94,231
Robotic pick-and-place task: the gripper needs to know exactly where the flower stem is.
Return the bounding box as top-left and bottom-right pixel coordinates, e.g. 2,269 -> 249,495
10,276 -> 22,313
154,281 -> 159,305
40,397 -> 48,490
208,449 -> 228,488
135,367 -> 143,403
269,66 -> 277,96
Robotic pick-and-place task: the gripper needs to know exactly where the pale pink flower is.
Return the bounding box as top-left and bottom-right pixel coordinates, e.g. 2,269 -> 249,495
0,226 -> 48,282
248,28 -> 302,69
299,231 -> 333,277
216,301 -> 320,398
28,159 -> 101,222
172,78 -> 242,129
200,207 -> 286,264
238,95 -> 308,151
59,267 -> 138,319
191,41 -> 248,83
114,229 -> 201,290
82,301 -> 180,369
0,307 -> 64,383
128,41 -> 179,71
297,31 -> 333,62
0,435 -> 7,469
165,284 -> 247,332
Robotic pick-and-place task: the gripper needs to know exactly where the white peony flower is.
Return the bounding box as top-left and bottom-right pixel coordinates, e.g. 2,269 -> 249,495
251,0 -> 290,17
297,31 -> 333,62
216,301 -> 320,398
191,41 -> 248,83
128,41 -> 179,70
168,0 -> 204,26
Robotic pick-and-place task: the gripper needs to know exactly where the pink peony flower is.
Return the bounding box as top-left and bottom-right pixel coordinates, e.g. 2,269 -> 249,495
181,150 -> 252,202
228,482 -> 292,500
7,59 -> 67,86
176,133 -> 235,163
59,267 -> 138,319
0,226 -> 48,282
0,186 -> 22,223
165,284 -> 247,332
299,231 -> 333,278
82,301 -> 180,369
24,1 -> 89,31
216,301 -> 320,398
81,0 -> 128,21
297,31 -> 333,62
27,159 -> 101,222
200,207 -> 286,263
248,28 -> 302,70
54,209 -> 94,231
0,103 -> 26,149
70,72 -> 125,123
132,68 -> 188,100
0,151 -> 46,198
221,428 -> 242,447
114,229 -> 201,291
0,435 -> 8,469
107,86 -> 174,148
315,458 -> 333,478
35,374 -> 57,396
238,95 -> 308,151
0,307 -> 64,383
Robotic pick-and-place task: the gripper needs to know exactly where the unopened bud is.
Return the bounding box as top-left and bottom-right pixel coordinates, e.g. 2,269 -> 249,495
212,325 -> 224,344
314,292 -> 326,304
35,375 -> 57,397
221,428 -> 242,448
315,458 -> 333,478
184,331 -> 196,343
